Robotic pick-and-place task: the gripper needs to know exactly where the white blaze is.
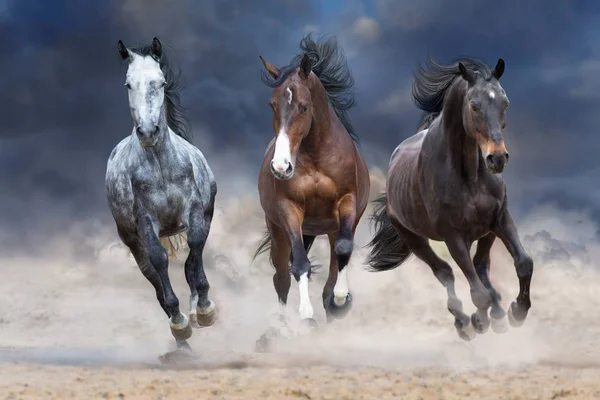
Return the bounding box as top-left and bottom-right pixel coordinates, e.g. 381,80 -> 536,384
298,273 -> 313,319
286,87 -> 292,105
333,268 -> 349,305
271,129 -> 292,174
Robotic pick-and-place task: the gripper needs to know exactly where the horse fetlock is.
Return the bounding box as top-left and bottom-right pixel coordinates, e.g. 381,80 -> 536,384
470,288 -> 492,310
447,296 -> 463,314
471,309 -> 490,334
328,292 -> 353,320
490,314 -> 510,333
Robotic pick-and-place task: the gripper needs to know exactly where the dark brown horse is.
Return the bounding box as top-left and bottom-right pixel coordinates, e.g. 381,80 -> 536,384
254,35 -> 370,339
367,57 -> 533,341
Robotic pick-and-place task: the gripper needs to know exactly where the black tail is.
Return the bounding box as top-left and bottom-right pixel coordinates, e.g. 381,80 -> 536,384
366,193 -> 413,271
253,232 -> 320,273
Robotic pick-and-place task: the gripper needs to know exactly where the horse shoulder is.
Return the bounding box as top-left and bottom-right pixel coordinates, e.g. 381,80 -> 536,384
175,137 -> 216,205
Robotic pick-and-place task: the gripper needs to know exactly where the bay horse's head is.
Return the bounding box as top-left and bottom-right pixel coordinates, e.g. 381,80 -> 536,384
459,59 -> 510,174
260,54 -> 314,180
118,38 -> 167,147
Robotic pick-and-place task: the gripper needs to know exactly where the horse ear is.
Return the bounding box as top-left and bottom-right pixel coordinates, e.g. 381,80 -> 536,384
118,40 -> 131,62
299,53 -> 311,80
458,62 -> 476,85
259,55 -> 279,79
151,37 -> 162,61
492,58 -> 505,80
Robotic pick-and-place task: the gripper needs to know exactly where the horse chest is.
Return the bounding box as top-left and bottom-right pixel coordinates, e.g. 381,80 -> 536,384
296,173 -> 337,215
457,189 -> 501,237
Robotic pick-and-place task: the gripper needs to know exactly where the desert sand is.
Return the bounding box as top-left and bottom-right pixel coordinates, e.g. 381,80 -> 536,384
1,169 -> 600,399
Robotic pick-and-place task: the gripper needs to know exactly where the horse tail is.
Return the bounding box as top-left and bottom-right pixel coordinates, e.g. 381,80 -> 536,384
253,231 -> 319,273
366,193 -> 413,272
160,233 -> 188,260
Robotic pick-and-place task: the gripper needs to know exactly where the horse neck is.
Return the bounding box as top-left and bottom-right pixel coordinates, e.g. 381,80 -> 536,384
299,77 -> 335,156
441,80 -> 480,181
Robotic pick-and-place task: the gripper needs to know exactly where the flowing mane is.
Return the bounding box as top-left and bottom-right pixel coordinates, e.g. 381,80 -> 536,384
412,56 -> 492,131
127,42 -> 192,142
261,34 -> 359,143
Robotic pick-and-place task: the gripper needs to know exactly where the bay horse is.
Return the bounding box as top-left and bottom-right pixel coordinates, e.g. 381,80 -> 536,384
254,34 -> 370,339
106,38 -> 218,353
367,57 -> 534,341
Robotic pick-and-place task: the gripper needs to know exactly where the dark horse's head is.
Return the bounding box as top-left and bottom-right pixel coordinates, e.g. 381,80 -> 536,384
459,59 -> 510,174
259,34 -> 357,180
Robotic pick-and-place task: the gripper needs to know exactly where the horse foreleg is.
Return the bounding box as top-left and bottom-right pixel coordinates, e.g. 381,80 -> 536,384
325,195 -> 356,320
136,215 -> 190,345
445,236 -> 494,336
185,202 -> 217,330
472,233 -> 508,334
493,208 -> 534,328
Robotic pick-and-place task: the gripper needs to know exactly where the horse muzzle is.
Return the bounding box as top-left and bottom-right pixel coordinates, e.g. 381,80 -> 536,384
485,151 -> 509,174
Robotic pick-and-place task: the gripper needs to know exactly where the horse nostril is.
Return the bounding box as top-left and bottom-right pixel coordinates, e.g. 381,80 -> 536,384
153,125 -> 159,134
285,163 -> 293,175
504,152 -> 510,163
136,126 -> 143,136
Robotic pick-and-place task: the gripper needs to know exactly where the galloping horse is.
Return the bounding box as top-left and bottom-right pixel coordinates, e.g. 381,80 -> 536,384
106,38 -> 218,352
367,57 -> 533,340
254,34 -> 370,336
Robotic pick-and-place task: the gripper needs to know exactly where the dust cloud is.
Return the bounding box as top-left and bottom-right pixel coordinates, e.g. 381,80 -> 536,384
0,167 -> 599,376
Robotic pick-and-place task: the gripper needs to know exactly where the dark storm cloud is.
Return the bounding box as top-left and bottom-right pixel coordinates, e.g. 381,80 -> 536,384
0,0 -> 599,248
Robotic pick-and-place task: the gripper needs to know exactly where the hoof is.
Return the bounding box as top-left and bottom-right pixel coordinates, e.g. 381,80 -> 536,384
327,293 -> 353,320
191,300 -> 217,328
170,314 -> 193,341
255,328 -> 279,353
491,314 -> 510,333
471,310 -> 490,334
176,339 -> 193,353
456,320 -> 477,341
301,318 -> 318,333
508,302 -> 527,327
158,346 -> 197,365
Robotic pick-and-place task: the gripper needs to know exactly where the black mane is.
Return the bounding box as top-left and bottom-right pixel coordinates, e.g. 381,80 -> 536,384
261,33 -> 359,143
128,42 -> 192,143
412,56 -> 492,130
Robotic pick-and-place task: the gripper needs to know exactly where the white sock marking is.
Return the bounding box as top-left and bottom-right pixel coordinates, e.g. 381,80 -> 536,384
298,273 -> 313,319
333,268 -> 349,306
286,87 -> 292,105
189,293 -> 199,315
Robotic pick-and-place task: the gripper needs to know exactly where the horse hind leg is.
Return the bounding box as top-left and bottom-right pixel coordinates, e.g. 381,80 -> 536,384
185,202 -> 217,330
389,220 -> 477,341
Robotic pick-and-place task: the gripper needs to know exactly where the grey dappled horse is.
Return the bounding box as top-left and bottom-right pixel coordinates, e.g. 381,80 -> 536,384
105,37 -> 217,353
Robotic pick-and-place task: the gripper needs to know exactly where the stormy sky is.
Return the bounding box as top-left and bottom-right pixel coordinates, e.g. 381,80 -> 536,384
1,0 -> 600,248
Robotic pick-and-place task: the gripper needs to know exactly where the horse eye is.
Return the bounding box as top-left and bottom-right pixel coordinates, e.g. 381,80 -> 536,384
300,105 -> 308,114
162,81 -> 167,88
470,101 -> 480,112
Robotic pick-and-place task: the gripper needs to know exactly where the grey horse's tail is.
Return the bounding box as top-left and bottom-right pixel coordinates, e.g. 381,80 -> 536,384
366,193 -> 413,271
160,233 -> 187,260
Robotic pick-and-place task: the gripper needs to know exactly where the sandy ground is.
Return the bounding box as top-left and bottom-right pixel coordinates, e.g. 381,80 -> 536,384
1,169 -> 600,399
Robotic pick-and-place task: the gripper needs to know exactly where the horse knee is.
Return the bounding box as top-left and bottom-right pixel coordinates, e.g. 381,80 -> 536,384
516,255 -> 533,279
334,237 -> 353,266
148,243 -> 168,270
292,259 -> 311,281
432,262 -> 455,286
